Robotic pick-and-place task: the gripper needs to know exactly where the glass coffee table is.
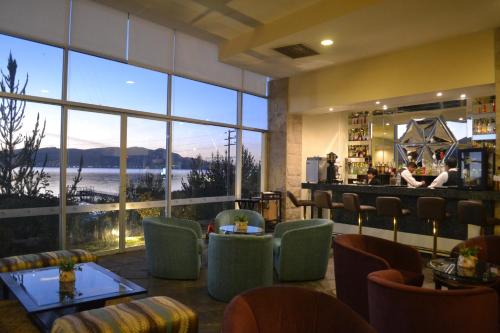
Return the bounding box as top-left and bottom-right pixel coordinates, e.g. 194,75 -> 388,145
429,257 -> 499,289
219,225 -> 264,235
0,262 -> 146,332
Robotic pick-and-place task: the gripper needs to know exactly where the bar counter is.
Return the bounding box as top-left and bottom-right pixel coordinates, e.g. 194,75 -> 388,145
302,183 -> 500,241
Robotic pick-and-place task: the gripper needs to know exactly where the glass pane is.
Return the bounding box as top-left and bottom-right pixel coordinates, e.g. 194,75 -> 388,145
0,101 -> 60,205
172,76 -> 237,124
243,94 -> 268,129
126,208 -> 166,248
242,131 -> 262,197
67,110 -> 121,205
0,215 -> 59,257
172,201 -> 234,232
172,122 -> 236,199
0,34 -> 63,99
0,98 -> 60,256
126,117 -> 167,202
68,51 -> 168,114
67,211 -> 119,252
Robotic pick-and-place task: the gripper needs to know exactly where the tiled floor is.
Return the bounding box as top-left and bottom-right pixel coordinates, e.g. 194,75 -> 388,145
98,247 -> 434,333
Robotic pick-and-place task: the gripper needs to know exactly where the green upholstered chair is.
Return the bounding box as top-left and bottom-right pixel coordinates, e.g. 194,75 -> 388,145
273,219 -> 333,282
214,209 -> 265,233
208,233 -> 273,302
51,296 -> 198,333
143,217 -> 203,280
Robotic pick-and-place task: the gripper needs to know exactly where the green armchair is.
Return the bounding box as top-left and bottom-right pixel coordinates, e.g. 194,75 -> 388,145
214,209 -> 265,233
143,217 -> 203,280
273,219 -> 333,282
208,233 -> 273,302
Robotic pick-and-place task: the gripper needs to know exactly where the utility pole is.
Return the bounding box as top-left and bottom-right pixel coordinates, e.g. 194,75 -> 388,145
224,130 -> 236,196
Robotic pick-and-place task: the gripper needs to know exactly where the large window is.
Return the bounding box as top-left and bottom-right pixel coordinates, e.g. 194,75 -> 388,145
0,33 -> 268,255
68,51 -> 168,114
172,76 -> 237,124
0,34 -> 63,99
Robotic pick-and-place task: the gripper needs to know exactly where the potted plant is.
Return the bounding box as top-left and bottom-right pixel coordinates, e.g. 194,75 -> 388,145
234,214 -> 249,232
457,245 -> 480,270
59,260 -> 82,283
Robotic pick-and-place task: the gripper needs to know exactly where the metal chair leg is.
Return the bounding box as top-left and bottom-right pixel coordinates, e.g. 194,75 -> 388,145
432,219 -> 438,258
358,213 -> 363,234
393,217 -> 398,242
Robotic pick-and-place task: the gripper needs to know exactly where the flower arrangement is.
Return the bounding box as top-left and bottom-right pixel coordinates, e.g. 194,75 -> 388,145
59,260 -> 82,283
457,245 -> 480,269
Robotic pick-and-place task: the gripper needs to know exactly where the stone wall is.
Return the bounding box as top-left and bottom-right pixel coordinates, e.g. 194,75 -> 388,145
268,78 -> 302,220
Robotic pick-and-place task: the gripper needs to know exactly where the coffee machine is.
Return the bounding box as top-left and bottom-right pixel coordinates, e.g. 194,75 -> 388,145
326,152 -> 341,183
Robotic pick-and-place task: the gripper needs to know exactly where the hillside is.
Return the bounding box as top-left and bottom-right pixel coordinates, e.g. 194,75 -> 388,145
35,147 -> 199,169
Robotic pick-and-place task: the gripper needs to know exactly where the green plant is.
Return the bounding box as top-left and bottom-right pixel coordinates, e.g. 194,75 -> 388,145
59,260 -> 82,272
459,245 -> 480,258
234,214 -> 248,223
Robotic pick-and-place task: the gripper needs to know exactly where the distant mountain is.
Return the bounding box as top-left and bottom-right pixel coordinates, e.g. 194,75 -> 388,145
34,147 -> 201,169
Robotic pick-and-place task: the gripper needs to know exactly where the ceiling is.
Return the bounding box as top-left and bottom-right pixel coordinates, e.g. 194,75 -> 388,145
93,0 -> 500,78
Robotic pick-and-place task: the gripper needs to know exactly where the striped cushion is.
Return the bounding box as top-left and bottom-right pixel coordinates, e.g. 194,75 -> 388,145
51,296 -> 198,333
0,249 -> 96,273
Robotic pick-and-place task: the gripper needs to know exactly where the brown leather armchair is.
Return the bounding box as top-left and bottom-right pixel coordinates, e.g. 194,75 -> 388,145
333,234 -> 423,320
368,269 -> 499,333
222,286 -> 376,333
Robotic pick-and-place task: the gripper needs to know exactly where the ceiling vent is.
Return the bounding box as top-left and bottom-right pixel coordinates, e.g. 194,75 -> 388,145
273,44 -> 319,59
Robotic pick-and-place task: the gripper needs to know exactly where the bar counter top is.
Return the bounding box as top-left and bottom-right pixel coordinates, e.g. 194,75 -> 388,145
301,183 -> 500,201
301,183 -> 500,242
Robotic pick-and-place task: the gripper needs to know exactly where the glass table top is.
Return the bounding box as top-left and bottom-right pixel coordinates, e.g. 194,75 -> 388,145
8,263 -> 134,309
429,257 -> 499,285
219,225 -> 264,235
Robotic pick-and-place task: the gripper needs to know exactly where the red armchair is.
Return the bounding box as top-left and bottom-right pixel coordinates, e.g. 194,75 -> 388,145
222,286 -> 375,333
368,269 -> 499,333
333,234 -> 423,320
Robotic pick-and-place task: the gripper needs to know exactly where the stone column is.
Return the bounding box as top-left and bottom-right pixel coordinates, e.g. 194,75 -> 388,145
268,78 -> 302,220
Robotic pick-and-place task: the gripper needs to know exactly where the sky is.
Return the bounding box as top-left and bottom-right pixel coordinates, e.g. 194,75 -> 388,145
0,33 -> 266,161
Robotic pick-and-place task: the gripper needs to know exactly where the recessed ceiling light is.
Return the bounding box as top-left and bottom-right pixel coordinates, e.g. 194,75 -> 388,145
458,117 -> 464,121
321,39 -> 334,46
436,92 -> 443,97
375,101 -> 380,105
126,80 -> 135,84
328,107 -> 334,111
383,132 -> 387,135
385,122 -> 390,126
460,94 -> 466,99
382,105 -> 388,110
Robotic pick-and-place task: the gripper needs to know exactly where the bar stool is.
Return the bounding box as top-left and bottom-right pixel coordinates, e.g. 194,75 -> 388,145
314,191 -> 344,220
287,191 -> 316,219
342,193 -> 376,234
458,200 -> 500,236
417,197 -> 447,258
376,197 -> 411,242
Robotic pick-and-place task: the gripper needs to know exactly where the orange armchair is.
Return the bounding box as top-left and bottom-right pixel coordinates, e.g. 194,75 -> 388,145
333,234 -> 423,320
222,286 -> 375,333
368,269 -> 498,333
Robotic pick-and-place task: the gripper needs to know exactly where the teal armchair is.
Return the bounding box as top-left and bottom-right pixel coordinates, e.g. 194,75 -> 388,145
143,217 -> 203,280
273,219 -> 333,282
208,233 -> 273,302
214,209 -> 265,233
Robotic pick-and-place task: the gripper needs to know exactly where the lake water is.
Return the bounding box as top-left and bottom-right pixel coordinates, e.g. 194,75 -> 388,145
43,168 -> 190,196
